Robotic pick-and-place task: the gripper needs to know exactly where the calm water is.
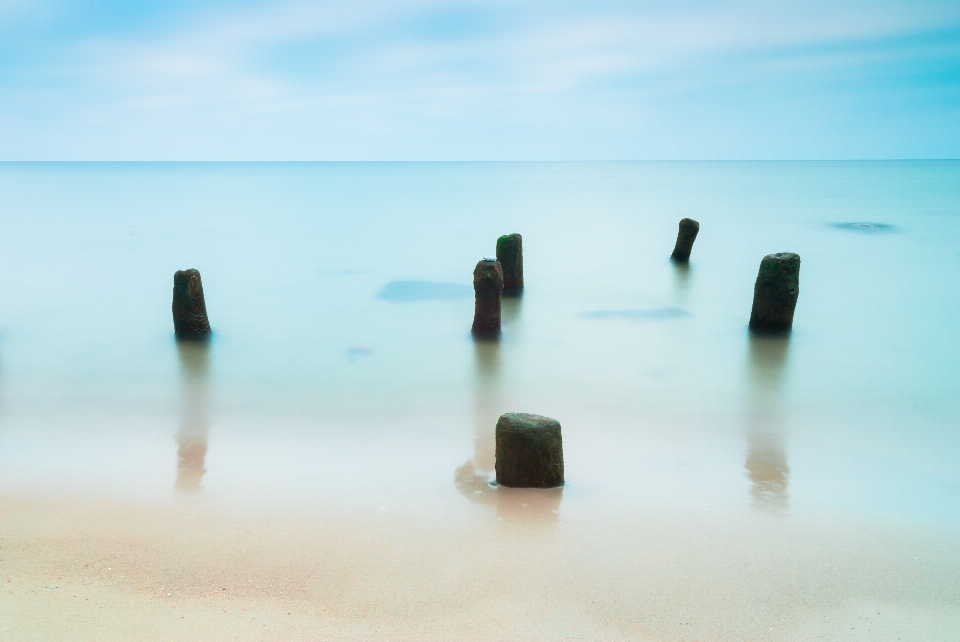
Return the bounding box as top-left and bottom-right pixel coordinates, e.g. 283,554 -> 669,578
0,162 -> 957,514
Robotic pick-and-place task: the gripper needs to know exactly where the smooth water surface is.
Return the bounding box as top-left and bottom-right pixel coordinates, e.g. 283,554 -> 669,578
1,162 -> 959,640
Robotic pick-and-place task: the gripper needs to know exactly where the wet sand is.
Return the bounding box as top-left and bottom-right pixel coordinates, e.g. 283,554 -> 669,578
3,493 -> 958,641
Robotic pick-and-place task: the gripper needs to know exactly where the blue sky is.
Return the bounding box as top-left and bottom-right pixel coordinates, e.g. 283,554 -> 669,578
1,0 -> 958,160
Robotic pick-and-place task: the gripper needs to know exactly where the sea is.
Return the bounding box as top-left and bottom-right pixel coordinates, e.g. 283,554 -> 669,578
1,161 -> 958,639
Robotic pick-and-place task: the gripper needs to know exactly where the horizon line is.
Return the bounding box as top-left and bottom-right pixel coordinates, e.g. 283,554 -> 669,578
1,159 -> 958,164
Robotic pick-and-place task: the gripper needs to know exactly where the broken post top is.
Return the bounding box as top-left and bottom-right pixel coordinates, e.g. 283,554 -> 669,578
474,258 -> 502,284
749,252 -> 800,334
670,218 -> 700,262
496,412 -> 558,438
495,413 -> 564,488
496,233 -> 523,294
172,268 -> 211,341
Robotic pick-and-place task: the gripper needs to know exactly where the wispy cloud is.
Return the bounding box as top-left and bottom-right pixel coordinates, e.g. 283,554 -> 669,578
1,0 -> 958,159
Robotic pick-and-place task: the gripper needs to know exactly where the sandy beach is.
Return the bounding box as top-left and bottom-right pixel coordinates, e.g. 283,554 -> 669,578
3,492 -> 958,641
3,0 -> 960,635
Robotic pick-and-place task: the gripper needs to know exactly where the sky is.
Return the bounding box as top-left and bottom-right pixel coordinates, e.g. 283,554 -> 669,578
0,0 -> 958,160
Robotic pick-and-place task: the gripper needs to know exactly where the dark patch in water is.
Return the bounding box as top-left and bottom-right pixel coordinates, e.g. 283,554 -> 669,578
377,280 -> 472,303
582,307 -> 690,320
830,222 -> 897,234
346,346 -> 374,362
347,346 -> 373,356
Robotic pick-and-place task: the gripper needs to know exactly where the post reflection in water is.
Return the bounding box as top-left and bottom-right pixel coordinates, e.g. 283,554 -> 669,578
455,327 -> 563,527
175,341 -> 211,494
744,334 -> 791,514
672,261 -> 691,305
501,294 -> 523,327
454,340 -> 500,503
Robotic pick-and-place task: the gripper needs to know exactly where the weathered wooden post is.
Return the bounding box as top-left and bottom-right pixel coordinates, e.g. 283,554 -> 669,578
749,253 -> 800,332
495,413 -> 564,488
472,259 -> 502,338
670,218 -> 700,262
496,233 -> 523,294
172,269 -> 211,340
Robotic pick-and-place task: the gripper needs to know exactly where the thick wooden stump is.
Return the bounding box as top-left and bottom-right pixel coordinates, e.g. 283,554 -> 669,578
670,218 -> 700,262
472,259 -> 502,339
749,253 -> 800,333
172,269 -> 211,340
496,233 -> 524,294
495,413 -> 564,488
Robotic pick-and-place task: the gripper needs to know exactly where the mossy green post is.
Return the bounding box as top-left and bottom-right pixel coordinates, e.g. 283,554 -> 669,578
496,233 -> 523,294
172,269 -> 211,340
670,218 -> 699,262
472,259 -> 502,339
495,413 -> 564,488
749,253 -> 800,333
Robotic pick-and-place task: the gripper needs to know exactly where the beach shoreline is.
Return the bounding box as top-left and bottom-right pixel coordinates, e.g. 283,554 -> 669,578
3,492 -> 958,641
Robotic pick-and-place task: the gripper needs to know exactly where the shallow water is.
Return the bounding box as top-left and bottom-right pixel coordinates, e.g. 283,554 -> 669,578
1,162 -> 959,639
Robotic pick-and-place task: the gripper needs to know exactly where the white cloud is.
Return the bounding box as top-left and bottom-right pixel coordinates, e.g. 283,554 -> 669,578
2,0 -> 960,158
